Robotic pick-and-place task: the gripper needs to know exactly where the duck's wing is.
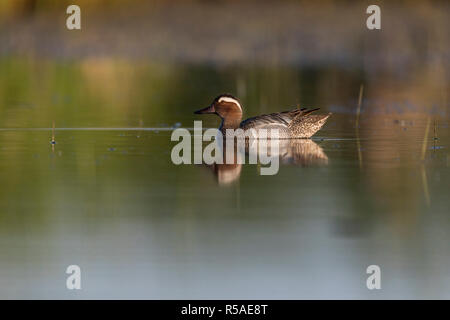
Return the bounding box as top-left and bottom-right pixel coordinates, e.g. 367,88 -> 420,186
288,111 -> 331,138
240,108 -> 320,130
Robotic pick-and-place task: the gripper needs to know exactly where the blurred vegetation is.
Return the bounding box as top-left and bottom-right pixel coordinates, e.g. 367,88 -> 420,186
0,0 -> 447,116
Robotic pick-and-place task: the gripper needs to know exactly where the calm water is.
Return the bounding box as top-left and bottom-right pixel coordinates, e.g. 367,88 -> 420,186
0,60 -> 448,299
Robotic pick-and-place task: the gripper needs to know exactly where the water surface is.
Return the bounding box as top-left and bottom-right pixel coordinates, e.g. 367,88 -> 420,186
0,59 -> 448,299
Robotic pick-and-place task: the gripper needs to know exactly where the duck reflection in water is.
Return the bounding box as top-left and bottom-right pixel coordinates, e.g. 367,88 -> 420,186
204,138 -> 328,185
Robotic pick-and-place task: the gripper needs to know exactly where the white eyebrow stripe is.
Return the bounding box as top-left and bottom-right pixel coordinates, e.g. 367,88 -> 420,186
218,97 -> 242,111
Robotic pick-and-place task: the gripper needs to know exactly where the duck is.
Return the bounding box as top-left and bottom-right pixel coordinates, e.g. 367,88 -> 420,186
194,94 -> 331,138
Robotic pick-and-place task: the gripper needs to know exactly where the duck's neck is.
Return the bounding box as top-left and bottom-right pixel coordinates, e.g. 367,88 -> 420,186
219,116 -> 242,133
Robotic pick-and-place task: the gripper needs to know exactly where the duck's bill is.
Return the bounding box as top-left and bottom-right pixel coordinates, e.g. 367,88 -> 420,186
194,105 -> 215,114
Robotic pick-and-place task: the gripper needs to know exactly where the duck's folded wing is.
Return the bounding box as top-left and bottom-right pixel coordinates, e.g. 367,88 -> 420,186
240,108 -> 319,130
288,111 -> 331,138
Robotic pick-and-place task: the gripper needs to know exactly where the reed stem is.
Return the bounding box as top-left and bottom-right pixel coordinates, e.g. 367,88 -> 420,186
356,84 -> 364,168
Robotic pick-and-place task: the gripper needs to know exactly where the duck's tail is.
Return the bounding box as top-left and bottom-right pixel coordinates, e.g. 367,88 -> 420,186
288,109 -> 331,138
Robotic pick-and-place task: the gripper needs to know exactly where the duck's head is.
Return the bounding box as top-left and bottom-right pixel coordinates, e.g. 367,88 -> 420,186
194,94 -> 243,124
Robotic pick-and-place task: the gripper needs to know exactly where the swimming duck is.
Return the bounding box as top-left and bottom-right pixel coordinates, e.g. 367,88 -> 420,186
194,94 -> 331,138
